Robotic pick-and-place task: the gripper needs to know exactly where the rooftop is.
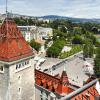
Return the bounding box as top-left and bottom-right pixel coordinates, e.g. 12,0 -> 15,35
35,69 -> 100,100
39,53 -> 93,87
0,18 -> 34,62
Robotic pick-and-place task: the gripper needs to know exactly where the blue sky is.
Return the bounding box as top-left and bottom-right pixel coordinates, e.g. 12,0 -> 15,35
0,0 -> 100,18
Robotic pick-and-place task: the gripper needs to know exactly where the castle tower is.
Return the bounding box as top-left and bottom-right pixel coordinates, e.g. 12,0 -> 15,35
0,18 -> 35,100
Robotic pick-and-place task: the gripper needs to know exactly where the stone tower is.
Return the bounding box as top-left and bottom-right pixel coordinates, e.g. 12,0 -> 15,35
0,19 -> 35,100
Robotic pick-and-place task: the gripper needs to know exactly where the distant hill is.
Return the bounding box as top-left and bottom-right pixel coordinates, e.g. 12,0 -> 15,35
38,15 -> 100,23
1,13 -> 100,23
38,15 -> 69,20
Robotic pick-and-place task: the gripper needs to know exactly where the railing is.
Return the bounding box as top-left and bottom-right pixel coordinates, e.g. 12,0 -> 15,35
59,79 -> 98,100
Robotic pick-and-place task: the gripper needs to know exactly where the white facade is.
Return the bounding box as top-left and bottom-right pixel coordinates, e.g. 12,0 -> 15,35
18,26 -> 37,42
38,27 -> 53,39
18,26 -> 53,42
38,18 -> 50,23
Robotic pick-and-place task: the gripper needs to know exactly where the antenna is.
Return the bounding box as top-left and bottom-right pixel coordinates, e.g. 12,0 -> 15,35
6,0 -> 8,18
6,0 -> 8,37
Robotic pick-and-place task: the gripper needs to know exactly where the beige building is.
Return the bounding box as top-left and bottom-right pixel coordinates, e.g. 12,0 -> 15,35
18,26 -> 53,42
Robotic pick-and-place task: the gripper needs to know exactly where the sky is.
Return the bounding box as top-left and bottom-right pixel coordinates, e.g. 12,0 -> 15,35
0,0 -> 100,18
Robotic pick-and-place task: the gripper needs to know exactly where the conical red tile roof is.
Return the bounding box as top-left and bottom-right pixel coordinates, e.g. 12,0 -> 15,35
60,70 -> 69,84
0,18 -> 34,62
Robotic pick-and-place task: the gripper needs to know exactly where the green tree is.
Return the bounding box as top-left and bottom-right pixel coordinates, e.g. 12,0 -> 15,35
47,46 -> 60,57
95,41 -> 100,47
28,18 -> 33,25
83,40 -> 94,58
81,22 -> 93,31
53,29 -> 67,40
89,43 -> 94,58
46,39 -> 66,57
94,47 -> 100,77
83,43 -> 89,58
60,26 -> 67,33
72,35 -> 83,44
92,27 -> 98,34
50,19 -> 60,29
83,31 -> 97,45
65,20 -> 73,31
0,20 -> 2,23
30,39 -> 41,52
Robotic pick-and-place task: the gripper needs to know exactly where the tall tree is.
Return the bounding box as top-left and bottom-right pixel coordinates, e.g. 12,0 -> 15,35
83,39 -> 94,58
72,35 -> 83,44
94,47 -> 100,78
46,39 -> 66,57
30,39 -> 41,52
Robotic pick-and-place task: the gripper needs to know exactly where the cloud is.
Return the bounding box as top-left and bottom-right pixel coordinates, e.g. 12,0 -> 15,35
0,0 -> 100,18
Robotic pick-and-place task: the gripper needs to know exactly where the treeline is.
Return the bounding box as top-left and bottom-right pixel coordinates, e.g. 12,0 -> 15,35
46,19 -> 100,59
50,19 -> 100,34
49,20 -> 100,47
13,17 -> 100,35
14,17 -> 48,26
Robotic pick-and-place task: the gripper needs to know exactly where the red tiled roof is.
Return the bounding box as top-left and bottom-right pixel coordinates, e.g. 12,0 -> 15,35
61,79 -> 100,100
35,69 -> 74,95
72,83 -> 100,100
60,70 -> 69,84
0,19 -> 34,62
35,69 -> 100,99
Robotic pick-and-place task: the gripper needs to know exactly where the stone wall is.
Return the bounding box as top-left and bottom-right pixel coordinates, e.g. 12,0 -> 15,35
0,64 -> 9,100
9,58 -> 35,100
0,57 -> 35,100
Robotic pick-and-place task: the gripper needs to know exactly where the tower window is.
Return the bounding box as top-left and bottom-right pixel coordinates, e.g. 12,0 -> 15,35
22,62 -> 24,66
27,60 -> 29,64
16,65 -> 18,69
0,66 -> 4,72
16,60 -> 30,72
19,64 -> 21,68
18,76 -> 21,80
18,87 -> 22,95
25,61 -> 27,65
19,88 -> 21,92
